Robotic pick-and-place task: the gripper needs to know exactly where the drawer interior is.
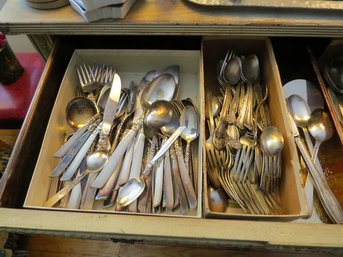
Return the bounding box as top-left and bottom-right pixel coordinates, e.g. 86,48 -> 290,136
1,35 -> 342,224
0,35 -> 202,209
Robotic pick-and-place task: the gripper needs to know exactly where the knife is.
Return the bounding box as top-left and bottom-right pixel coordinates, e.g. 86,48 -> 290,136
288,114 -> 343,223
97,73 -> 122,151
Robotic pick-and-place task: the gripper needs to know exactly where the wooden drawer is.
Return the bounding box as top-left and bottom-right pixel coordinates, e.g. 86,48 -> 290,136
0,36 -> 343,255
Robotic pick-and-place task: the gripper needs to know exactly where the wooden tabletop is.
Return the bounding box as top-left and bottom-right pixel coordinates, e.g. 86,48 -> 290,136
1,0 -> 343,37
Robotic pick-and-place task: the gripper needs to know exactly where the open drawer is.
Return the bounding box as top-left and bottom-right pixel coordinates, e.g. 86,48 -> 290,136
0,36 -> 343,254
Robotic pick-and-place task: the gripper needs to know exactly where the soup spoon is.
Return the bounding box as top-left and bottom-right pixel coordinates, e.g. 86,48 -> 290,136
65,96 -> 99,130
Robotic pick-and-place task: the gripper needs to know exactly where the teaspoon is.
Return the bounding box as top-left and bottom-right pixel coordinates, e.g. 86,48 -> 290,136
308,109 -> 335,164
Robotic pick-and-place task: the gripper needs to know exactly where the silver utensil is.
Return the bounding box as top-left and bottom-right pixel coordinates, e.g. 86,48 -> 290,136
288,114 -> 343,224
116,126 -> 185,207
308,109 -> 335,164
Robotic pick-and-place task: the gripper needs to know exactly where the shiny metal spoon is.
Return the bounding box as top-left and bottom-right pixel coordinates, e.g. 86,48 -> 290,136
65,96 -> 99,130
287,94 -> 313,152
242,54 -> 260,85
180,104 -> 199,168
141,73 -> 177,110
259,126 -> 284,192
308,109 -> 335,164
223,56 -> 242,85
116,126 -> 185,207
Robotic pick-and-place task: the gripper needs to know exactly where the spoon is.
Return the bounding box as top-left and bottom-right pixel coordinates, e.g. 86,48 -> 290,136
223,56 -> 242,85
308,109 -> 335,164
60,74 -> 122,182
43,126 -> 105,207
43,153 -> 108,208
161,107 -> 189,212
144,100 -> 175,135
137,70 -> 161,92
259,126 -> 284,192
180,104 -> 199,169
287,94 -> 313,153
141,73 -> 177,110
65,96 -> 99,130
242,54 -> 260,84
91,72 -> 175,189
114,100 -> 177,208
208,186 -> 228,213
117,126 -> 185,207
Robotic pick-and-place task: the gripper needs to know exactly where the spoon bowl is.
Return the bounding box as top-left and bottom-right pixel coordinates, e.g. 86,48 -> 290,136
65,96 -> 99,130
287,94 -> 314,155
143,100 -> 176,137
260,126 -> 284,156
259,126 -> 284,191
141,74 -> 177,110
242,54 -> 260,84
86,151 -> 109,171
287,94 -> 311,128
308,109 -> 335,163
223,56 -> 242,85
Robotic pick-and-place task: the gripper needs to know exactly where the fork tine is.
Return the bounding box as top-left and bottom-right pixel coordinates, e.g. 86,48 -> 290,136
88,64 -> 96,82
81,64 -> 90,83
77,66 -> 85,87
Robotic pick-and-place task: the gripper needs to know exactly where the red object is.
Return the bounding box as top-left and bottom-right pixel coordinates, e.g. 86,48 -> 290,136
0,53 -> 45,126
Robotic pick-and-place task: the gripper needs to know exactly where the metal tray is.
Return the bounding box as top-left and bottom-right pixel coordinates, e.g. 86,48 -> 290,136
187,0 -> 343,10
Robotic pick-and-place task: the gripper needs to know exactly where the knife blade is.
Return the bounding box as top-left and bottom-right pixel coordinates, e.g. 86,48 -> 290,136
288,114 -> 343,223
102,73 -> 122,135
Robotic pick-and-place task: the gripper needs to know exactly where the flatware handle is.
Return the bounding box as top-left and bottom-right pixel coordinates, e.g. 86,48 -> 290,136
115,140 -> 135,189
171,150 -> 189,214
129,130 -> 145,178
60,131 -> 98,181
43,171 -> 89,208
295,137 -> 343,223
91,129 -> 136,188
163,153 -> 174,212
176,152 -> 197,209
54,114 -> 100,158
50,131 -> 91,177
67,169 -> 82,209
153,158 -> 164,208
96,159 -> 123,200
80,172 -> 97,209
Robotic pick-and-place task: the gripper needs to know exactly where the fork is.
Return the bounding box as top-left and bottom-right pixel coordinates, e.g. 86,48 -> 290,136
77,64 -> 100,94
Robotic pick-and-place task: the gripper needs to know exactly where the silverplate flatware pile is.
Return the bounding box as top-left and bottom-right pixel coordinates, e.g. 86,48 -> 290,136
43,63 -> 199,215
206,50 -> 284,215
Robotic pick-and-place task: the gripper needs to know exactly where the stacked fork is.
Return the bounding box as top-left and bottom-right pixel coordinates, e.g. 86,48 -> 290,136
205,49 -> 284,215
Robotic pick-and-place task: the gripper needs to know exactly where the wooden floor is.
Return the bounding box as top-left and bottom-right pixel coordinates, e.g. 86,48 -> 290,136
20,235 -> 332,257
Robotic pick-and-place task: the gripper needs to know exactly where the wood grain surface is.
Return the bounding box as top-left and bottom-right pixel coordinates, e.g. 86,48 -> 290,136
22,235 -> 333,257
1,0 -> 343,37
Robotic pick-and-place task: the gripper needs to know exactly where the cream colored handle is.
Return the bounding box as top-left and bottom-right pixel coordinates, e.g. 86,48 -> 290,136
60,131 -> 98,181
91,129 -> 136,188
153,158 -> 164,208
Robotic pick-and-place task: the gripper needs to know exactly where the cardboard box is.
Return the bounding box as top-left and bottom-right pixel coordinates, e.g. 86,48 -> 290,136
201,37 -> 308,220
24,49 -> 203,218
